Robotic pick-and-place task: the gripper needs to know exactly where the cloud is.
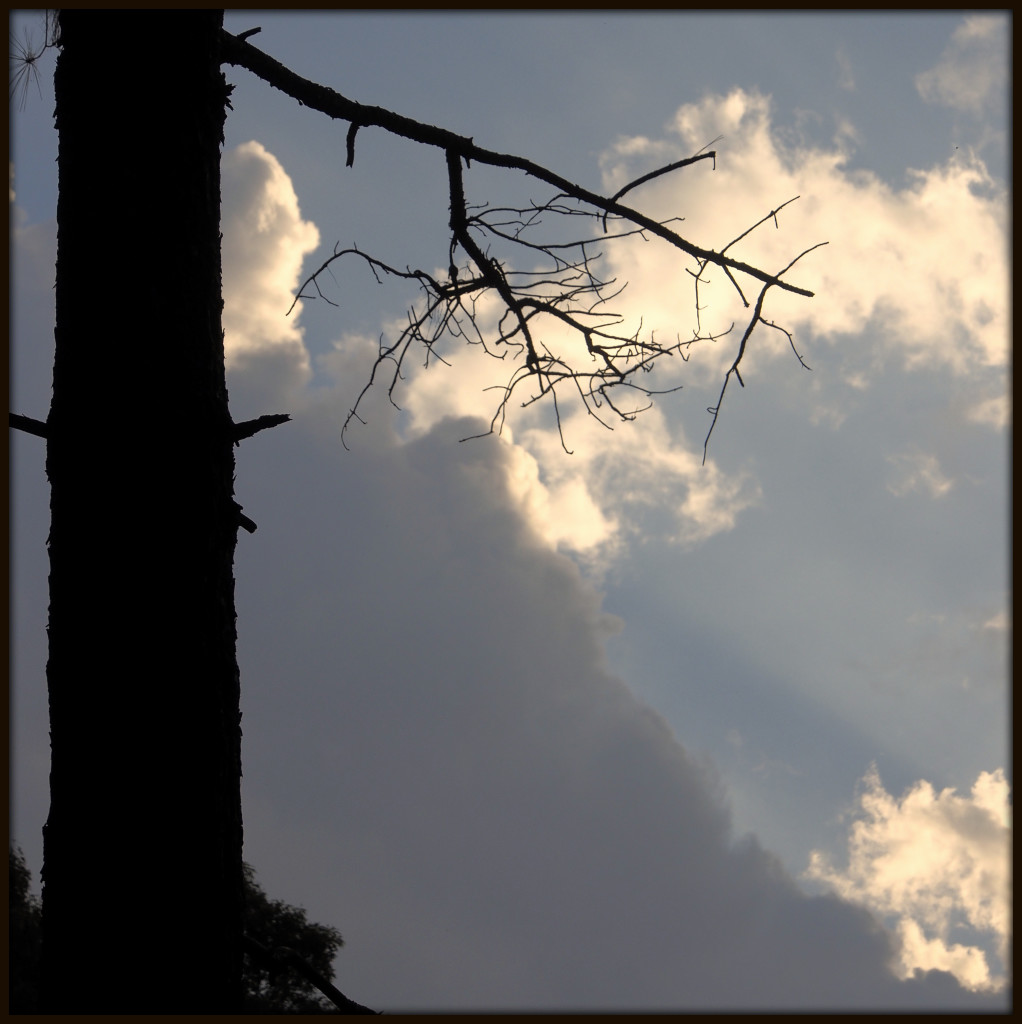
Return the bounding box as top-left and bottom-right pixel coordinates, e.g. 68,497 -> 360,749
221,141 -> 320,378
981,611 -> 1009,633
915,16 -> 1010,115
806,764 -> 1011,992
886,450 -> 954,499
217,152 -> 1006,1010
966,392 -> 1010,430
597,88 -> 1009,396
315,267 -> 761,561
286,84 -> 1007,569
231,383 -> 1005,1011
11,125 -> 1008,1014
515,407 -> 762,552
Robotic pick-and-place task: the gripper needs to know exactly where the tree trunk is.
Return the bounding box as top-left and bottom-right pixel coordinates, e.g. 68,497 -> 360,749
41,11 -> 243,1011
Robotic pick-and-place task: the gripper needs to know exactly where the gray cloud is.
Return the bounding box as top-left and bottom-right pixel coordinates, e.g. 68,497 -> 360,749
228,355 -> 1006,1010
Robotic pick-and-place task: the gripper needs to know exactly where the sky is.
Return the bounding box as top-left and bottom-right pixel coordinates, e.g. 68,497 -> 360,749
9,10 -> 1011,1012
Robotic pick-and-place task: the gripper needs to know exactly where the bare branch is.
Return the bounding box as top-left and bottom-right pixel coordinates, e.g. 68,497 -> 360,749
219,29 -> 814,299
720,196 -> 802,257
345,121 -> 358,168
219,28 -> 826,456
703,286 -> 770,464
601,137 -> 722,232
9,412 -> 48,438
701,241 -> 827,463
230,413 -> 291,444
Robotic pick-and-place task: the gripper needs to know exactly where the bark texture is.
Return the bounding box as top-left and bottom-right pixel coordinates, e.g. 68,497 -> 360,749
41,11 -> 243,1011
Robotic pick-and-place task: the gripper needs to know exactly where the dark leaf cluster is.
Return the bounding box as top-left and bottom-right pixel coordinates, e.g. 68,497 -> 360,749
9,846 -> 43,1013
240,862 -> 346,1014
8,847 -> 348,1015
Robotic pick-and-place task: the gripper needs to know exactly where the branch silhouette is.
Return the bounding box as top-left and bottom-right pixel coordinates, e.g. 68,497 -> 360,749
220,27 -> 825,455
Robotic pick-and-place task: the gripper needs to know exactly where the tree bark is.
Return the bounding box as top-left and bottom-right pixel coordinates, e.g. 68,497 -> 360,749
41,10 -> 243,1011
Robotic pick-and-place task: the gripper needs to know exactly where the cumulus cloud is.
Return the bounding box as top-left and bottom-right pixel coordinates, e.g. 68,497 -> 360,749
261,79 -> 1007,574
515,407 -> 761,552
597,88 -> 1009,395
11,120 -> 1008,1013
209,143 -> 1009,1010
806,765 -> 1011,992
221,141 -> 320,379
282,81 -> 1007,569
370,84 -> 1008,559
316,255 -> 761,560
915,15 -> 1010,115
209,151 -> 1007,1008
229,385 -> 1004,1011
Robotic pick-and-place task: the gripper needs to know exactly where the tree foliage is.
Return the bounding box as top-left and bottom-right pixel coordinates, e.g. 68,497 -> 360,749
9,846 -> 43,1013
240,862 -> 346,1014
8,847 -> 350,1015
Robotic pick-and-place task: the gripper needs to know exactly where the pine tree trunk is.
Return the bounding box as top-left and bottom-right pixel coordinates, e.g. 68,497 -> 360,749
41,11 -> 243,1011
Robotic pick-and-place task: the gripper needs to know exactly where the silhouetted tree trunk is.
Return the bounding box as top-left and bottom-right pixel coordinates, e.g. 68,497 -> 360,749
41,11 -> 243,1011
26,8 -> 816,1014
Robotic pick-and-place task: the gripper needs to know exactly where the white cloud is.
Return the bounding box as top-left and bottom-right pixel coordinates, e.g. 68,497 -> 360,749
806,764 -> 1011,992
501,440 -> 620,554
915,16 -> 1009,115
597,89 -> 1009,397
221,141 -> 320,372
280,84 -> 1007,564
317,239 -> 761,559
886,450 -> 954,499
516,406 -> 762,554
